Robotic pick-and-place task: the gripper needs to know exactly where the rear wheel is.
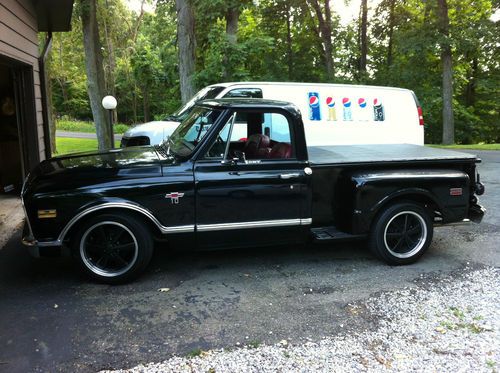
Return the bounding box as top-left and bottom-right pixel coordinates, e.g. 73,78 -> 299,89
370,202 -> 433,265
72,213 -> 153,284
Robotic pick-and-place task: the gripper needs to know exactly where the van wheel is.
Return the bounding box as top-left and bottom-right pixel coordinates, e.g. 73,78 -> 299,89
370,202 -> 433,265
72,213 -> 153,284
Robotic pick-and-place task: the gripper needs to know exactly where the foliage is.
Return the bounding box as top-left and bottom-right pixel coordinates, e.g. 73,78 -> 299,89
47,0 -> 499,144
56,119 -> 129,134
428,143 -> 500,150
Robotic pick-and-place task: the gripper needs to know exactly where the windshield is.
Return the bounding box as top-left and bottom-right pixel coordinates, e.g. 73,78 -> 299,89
167,106 -> 222,157
168,86 -> 225,122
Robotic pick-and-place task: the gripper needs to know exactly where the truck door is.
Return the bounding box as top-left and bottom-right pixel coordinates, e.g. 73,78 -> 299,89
194,109 -> 311,249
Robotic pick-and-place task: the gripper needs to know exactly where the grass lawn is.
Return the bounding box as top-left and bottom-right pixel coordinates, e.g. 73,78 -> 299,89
57,119 -> 129,135
55,138 -> 121,155
428,144 -> 500,151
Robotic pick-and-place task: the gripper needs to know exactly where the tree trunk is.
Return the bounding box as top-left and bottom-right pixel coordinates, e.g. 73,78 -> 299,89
132,87 -> 138,123
437,0 -> 454,144
142,85 -> 150,122
223,6 -> 239,81
47,76 -> 57,154
102,3 -> 117,123
387,0 -> 395,67
175,0 -> 196,104
359,0 -> 368,74
465,56 -> 477,107
132,0 -> 146,43
80,0 -> 113,150
286,4 -> 293,79
308,0 -> 334,77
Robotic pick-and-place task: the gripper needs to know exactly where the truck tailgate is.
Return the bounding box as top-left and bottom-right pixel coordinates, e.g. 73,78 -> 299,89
308,144 -> 480,166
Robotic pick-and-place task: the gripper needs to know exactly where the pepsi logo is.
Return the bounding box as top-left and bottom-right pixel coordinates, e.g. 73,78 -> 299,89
358,98 -> 367,108
342,98 -> 351,107
374,98 -> 380,105
309,95 -> 319,107
326,97 -> 335,107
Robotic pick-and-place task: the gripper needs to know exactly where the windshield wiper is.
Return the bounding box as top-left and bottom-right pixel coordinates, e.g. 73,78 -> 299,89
156,137 -> 174,157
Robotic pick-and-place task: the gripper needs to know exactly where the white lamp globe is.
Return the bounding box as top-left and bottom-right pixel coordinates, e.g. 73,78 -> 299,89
102,95 -> 117,110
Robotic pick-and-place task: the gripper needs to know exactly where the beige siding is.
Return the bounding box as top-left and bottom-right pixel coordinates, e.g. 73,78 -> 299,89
0,0 -> 46,161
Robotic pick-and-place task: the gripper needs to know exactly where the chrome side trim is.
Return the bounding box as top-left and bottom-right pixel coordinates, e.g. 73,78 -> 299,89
163,225 -> 195,233
197,218 -> 312,232
434,218 -> 471,227
37,240 -> 62,247
36,202 -> 195,247
35,201 -> 312,246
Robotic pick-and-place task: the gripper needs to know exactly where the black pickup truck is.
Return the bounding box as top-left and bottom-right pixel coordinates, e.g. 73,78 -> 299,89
21,99 -> 485,283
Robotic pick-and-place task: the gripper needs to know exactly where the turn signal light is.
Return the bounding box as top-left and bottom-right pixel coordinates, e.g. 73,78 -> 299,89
38,209 -> 57,219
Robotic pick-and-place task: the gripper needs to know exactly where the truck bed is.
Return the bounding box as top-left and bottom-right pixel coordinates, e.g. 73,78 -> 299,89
308,144 -> 479,166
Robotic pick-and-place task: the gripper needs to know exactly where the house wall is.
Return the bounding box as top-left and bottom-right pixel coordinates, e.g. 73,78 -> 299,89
0,0 -> 45,161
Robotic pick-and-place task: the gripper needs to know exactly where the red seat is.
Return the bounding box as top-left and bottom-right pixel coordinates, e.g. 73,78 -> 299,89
269,142 -> 292,159
244,134 -> 270,159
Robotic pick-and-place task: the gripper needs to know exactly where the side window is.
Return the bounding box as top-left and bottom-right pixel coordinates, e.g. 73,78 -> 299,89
223,88 -> 263,98
204,114 -> 235,159
204,110 -> 294,161
262,113 -> 292,143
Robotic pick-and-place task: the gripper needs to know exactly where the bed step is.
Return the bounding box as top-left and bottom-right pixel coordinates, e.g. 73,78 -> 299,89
311,226 -> 366,242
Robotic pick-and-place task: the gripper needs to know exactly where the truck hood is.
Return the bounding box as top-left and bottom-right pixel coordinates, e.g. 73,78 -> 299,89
24,147 -> 163,194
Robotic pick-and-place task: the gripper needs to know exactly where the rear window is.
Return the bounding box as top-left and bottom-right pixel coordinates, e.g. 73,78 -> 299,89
223,88 -> 263,98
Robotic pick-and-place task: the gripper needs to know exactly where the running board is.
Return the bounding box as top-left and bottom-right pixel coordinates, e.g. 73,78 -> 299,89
311,226 -> 366,242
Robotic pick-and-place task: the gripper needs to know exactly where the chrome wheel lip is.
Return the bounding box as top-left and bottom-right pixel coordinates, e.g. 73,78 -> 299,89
383,210 -> 427,259
80,221 -> 139,278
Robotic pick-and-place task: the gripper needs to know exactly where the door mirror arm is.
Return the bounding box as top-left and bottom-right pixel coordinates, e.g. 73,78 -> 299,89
221,151 -> 246,165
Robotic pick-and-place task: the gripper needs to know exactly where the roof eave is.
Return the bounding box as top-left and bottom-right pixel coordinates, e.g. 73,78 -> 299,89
32,0 -> 74,32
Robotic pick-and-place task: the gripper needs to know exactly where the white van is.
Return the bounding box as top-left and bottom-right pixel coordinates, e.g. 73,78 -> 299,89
121,82 -> 424,147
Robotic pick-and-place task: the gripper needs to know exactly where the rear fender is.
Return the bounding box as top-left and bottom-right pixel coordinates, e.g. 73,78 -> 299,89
348,169 -> 470,234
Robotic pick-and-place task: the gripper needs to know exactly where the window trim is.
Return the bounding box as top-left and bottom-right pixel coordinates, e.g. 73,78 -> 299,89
193,107 -> 299,163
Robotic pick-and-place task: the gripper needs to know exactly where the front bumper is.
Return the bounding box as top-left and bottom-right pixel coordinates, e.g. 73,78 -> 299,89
21,221 -> 40,258
22,222 -> 63,258
468,203 -> 486,223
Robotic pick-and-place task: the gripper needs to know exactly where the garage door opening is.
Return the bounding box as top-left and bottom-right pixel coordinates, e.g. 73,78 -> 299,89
0,56 -> 39,194
0,63 -> 22,193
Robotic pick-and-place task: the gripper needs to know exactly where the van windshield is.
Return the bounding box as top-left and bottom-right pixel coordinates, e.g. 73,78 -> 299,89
167,86 -> 225,122
167,106 -> 222,157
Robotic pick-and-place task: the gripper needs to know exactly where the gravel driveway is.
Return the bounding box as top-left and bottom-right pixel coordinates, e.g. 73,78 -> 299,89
106,266 -> 499,372
0,150 -> 498,372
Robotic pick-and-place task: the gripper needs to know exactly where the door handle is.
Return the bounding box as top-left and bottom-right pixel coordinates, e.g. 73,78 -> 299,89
279,173 -> 300,179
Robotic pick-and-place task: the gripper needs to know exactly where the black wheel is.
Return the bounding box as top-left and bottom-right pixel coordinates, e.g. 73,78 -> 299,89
72,213 -> 154,284
370,202 -> 433,265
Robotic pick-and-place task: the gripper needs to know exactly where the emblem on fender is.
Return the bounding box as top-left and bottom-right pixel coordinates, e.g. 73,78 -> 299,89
165,192 -> 185,204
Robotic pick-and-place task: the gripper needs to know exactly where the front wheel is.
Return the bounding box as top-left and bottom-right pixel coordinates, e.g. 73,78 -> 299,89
370,202 -> 433,265
72,213 -> 154,284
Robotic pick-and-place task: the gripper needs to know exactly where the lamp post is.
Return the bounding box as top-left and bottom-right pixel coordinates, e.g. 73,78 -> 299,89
102,95 -> 117,149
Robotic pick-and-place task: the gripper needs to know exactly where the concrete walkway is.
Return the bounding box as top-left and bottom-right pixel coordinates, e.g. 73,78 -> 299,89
0,194 -> 24,249
56,130 -> 122,141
